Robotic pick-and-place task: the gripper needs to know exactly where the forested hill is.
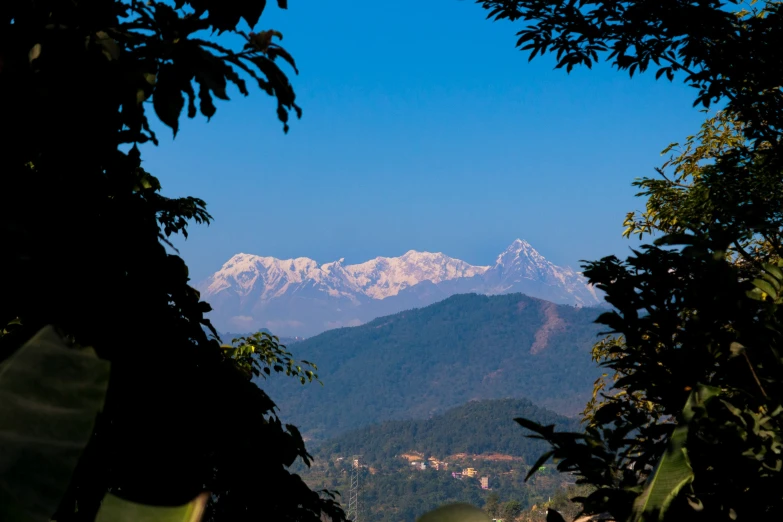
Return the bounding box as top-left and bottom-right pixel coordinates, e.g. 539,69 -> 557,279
314,398 -> 581,465
298,399 -> 584,522
262,293 -> 604,441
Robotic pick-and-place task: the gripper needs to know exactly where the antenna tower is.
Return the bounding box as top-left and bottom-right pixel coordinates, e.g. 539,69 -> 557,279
346,456 -> 361,521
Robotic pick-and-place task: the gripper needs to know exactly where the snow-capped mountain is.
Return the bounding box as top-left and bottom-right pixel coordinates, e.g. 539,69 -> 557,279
482,239 -> 601,305
343,250 -> 489,299
197,239 -> 602,336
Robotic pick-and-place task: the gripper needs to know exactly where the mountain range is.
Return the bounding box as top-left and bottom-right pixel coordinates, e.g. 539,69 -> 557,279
198,239 -> 603,336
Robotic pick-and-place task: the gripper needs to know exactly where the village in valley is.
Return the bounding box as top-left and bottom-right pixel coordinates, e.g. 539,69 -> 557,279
396,452 -> 532,491
318,450 -> 583,522
332,450 -> 554,492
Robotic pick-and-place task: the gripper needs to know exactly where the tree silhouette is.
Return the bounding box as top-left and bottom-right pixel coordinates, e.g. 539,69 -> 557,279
0,1 -> 344,521
478,1 -> 783,520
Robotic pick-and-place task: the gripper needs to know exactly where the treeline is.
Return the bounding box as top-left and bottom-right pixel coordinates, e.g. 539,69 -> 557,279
314,398 -> 580,466
306,461 -> 575,522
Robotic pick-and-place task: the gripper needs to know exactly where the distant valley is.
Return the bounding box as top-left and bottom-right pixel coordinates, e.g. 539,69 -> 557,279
197,239 -> 603,337
300,398 -> 584,522
259,293 -> 605,441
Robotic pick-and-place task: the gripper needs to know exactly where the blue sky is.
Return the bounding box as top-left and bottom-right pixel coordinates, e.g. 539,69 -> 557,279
141,0 -> 709,282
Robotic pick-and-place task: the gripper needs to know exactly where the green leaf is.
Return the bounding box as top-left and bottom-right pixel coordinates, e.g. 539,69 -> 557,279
95,31 -> 120,61
95,492 -> 208,522
761,274 -> 781,293
197,82 -> 216,119
515,417 -> 554,438
631,385 -> 720,521
654,233 -> 698,247
525,450 -> 555,481
752,278 -> 778,300
729,342 -> 746,359
630,436 -> 693,522
153,65 -> 185,135
546,508 -> 567,522
416,503 -> 491,522
764,263 -> 783,281
0,326 -> 110,522
28,43 -> 42,63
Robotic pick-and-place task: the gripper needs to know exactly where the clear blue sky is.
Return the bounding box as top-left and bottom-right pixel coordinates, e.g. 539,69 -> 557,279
141,0 -> 709,282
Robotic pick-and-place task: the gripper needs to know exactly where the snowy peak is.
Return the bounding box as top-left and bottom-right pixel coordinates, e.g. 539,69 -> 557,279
495,238 -> 548,267
484,240 -> 597,305
345,250 -> 489,299
199,240 -> 604,336
492,239 -> 577,280
202,250 -> 489,302
205,253 -> 358,301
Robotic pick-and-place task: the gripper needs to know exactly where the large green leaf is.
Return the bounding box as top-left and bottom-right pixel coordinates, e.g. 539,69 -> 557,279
95,492 -> 208,522
546,508 -> 567,522
630,385 -> 720,522
630,431 -> 693,522
0,326 -> 111,522
416,503 -> 491,522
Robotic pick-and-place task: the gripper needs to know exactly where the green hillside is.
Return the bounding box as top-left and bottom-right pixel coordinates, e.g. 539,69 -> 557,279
262,293 -> 604,440
316,398 -> 580,466
299,398 -> 584,522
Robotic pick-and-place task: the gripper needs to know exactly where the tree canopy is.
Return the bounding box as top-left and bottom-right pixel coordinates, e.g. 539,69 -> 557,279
477,0 -> 783,521
478,0 -> 783,145
0,1 -> 343,521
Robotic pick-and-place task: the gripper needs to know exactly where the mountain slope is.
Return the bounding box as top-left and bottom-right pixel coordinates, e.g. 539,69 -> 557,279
198,240 -> 602,336
262,293 -> 603,441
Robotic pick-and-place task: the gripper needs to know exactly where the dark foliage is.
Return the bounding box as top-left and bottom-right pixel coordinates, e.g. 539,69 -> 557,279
0,1 -> 342,521
477,0 -> 783,145
477,1 -> 783,520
